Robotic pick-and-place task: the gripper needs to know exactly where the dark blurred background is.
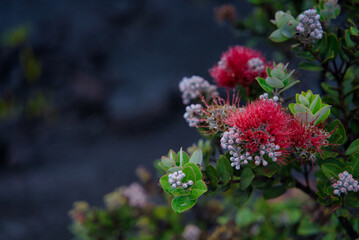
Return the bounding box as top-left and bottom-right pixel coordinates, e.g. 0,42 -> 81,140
0,0 -> 251,239
0,0 -> 319,239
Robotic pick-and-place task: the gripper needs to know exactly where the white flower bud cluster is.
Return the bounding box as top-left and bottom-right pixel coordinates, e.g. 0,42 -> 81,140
332,171 -> 358,196
179,76 -> 217,104
220,127 -> 281,169
247,57 -> 264,73
184,104 -> 203,127
259,93 -> 279,102
182,224 -> 201,240
254,142 -> 281,166
168,171 -> 194,189
296,9 -> 323,43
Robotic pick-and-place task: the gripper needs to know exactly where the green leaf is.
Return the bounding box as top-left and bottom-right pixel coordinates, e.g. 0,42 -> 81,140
294,103 -> 310,113
299,61 -> 323,71
171,187 -> 190,197
305,91 -> 313,101
254,164 -> 278,178
217,155 -> 233,185
317,157 -> 344,169
278,80 -> 300,94
269,29 -> 289,43
297,216 -> 321,235
266,77 -> 284,88
184,162 -> 202,181
240,167 -> 255,190
256,77 -> 273,93
263,185 -> 287,199
288,103 -> 295,115
234,187 -> 253,207
189,180 -> 207,200
182,165 -> 196,184
317,180 -> 334,195
274,11 -> 285,26
318,147 -> 339,160
295,112 -> 315,123
160,175 -> 173,194
161,157 -> 176,168
177,149 -> 189,167
276,11 -> 295,28
345,30 -> 356,48
347,153 -> 359,177
189,149 -> 203,165
321,163 -> 342,179
321,82 -> 338,97
323,33 -> 339,62
168,149 -> 178,163
270,68 -> 285,79
279,20 -> 297,38
204,165 -> 219,189
296,50 -> 316,61
309,95 -> 322,114
350,26 -> 359,36
168,166 -> 182,173
299,95 -> 309,106
327,120 -> 346,144
171,196 -> 197,214
344,192 -> 359,208
314,105 -> 330,125
345,138 -> 359,155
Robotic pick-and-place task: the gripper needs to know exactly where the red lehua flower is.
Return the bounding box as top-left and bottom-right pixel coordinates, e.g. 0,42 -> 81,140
291,119 -> 331,162
224,99 -> 294,165
210,46 -> 269,88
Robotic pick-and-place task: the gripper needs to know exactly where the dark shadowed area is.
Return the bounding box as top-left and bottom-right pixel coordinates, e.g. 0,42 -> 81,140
0,1 -> 247,239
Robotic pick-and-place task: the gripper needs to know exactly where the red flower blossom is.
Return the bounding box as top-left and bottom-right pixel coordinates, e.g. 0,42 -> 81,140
221,100 -> 293,168
291,120 -> 330,162
210,46 -> 269,88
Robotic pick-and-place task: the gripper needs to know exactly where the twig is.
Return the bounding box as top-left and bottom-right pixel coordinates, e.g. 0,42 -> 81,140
338,217 -> 359,239
215,138 -> 224,155
295,178 -> 318,200
304,164 -> 310,190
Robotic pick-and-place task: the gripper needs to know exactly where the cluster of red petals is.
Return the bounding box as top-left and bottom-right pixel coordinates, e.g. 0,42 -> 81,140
210,46 -> 269,88
225,100 -> 294,164
290,120 -> 330,155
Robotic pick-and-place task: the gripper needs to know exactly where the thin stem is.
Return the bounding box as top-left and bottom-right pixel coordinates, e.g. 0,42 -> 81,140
295,178 -> 318,200
338,217 -> 359,239
215,138 -> 224,155
333,60 -> 339,73
304,164 -> 310,190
